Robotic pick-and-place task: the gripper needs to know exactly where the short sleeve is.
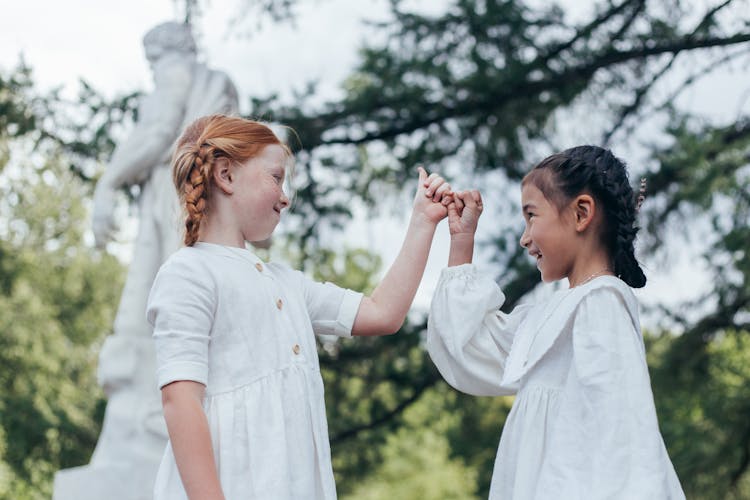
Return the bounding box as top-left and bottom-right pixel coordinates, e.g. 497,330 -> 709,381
146,256 -> 216,389
535,287 -> 685,499
427,264 -> 532,396
295,271 -> 363,338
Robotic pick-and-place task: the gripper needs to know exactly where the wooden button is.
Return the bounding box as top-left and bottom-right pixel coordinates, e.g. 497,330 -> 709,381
292,344 -> 301,355
255,262 -> 263,272
276,298 -> 283,310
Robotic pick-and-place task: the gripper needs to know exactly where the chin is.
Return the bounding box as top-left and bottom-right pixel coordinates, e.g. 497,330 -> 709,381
539,270 -> 562,283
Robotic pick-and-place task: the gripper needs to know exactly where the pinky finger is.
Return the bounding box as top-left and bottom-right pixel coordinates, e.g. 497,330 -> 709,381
471,190 -> 483,209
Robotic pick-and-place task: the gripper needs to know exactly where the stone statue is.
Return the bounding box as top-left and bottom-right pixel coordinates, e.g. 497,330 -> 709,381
54,21 -> 239,500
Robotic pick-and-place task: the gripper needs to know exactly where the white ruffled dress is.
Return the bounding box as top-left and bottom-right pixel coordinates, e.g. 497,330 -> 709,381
427,264 -> 685,500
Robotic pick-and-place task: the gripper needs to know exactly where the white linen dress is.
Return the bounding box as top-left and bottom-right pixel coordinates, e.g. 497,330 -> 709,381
146,242 -> 363,500
427,264 -> 685,500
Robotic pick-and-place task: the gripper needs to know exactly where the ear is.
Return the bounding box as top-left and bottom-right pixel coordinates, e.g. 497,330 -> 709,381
212,158 -> 234,195
572,194 -> 595,232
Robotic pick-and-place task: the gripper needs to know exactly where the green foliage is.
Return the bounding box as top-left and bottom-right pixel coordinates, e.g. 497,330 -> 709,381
0,68 -> 124,498
341,389 -> 480,500
649,329 -> 750,499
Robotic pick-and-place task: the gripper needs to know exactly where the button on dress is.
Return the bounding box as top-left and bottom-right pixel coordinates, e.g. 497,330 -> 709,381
426,264 -> 685,500
147,242 -> 363,499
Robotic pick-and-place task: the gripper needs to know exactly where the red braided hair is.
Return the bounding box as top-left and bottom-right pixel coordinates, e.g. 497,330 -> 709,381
171,114 -> 290,246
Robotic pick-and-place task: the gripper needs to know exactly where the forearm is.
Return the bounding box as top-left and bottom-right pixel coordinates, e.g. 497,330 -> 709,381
448,233 -> 475,266
100,124 -> 176,188
352,214 -> 437,336
162,387 -> 224,500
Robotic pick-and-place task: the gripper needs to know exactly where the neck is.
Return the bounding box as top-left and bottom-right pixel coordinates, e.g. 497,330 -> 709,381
197,213 -> 246,248
569,267 -> 613,288
568,251 -> 613,288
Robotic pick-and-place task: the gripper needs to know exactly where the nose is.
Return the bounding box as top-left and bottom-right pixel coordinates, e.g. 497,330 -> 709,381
279,192 -> 290,209
520,227 -> 530,248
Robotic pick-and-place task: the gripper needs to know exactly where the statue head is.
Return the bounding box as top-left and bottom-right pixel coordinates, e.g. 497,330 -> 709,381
143,22 -> 197,64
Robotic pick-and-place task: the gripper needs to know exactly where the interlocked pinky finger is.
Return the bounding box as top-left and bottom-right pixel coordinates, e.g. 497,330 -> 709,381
434,182 -> 452,201
472,190 -> 483,211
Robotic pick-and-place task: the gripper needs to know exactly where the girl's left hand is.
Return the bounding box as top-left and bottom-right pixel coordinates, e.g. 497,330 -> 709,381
413,166 -> 452,224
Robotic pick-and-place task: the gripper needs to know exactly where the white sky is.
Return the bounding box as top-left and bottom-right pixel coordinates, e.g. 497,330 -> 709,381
2,0 -> 748,323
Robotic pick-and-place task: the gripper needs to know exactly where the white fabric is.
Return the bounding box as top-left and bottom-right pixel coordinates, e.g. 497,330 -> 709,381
427,264 -> 685,500
146,242 -> 363,500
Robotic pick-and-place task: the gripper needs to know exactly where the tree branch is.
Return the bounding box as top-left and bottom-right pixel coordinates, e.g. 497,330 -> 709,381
317,32 -> 750,147
330,374 -> 439,444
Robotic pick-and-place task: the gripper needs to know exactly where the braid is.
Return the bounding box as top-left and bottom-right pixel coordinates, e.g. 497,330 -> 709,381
524,145 -> 647,288
182,144 -> 215,246
590,149 -> 646,288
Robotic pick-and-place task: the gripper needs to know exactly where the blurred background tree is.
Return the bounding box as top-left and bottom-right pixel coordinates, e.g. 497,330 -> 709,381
0,64 -> 125,499
1,0 -> 749,498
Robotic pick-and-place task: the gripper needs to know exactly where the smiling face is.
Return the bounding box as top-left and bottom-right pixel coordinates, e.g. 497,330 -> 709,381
520,183 -> 579,283
231,144 -> 290,242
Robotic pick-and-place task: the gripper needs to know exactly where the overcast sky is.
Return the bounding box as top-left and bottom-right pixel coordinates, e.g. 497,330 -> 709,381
2,0 -> 749,318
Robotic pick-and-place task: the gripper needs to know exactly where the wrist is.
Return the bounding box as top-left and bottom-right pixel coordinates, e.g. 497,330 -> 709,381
450,232 -> 475,244
410,211 -> 439,230
448,233 -> 474,266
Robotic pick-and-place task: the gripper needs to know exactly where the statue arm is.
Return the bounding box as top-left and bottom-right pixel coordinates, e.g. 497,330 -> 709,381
100,68 -> 192,189
92,61 -> 192,247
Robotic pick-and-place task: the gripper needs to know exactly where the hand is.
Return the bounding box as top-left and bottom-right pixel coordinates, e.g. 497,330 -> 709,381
92,183 -> 118,248
413,166 -> 452,225
447,190 -> 483,236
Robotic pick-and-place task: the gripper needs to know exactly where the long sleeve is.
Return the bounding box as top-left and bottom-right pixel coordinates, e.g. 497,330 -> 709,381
535,287 -> 685,499
426,264 -> 532,396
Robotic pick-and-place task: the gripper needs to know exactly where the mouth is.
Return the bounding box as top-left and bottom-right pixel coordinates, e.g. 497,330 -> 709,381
529,251 -> 542,266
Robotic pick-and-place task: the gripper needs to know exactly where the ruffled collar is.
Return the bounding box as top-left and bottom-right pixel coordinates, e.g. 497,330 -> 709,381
500,276 -> 639,386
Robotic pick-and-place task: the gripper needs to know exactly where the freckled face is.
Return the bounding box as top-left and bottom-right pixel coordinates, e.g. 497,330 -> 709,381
519,183 -> 578,283
231,144 -> 290,242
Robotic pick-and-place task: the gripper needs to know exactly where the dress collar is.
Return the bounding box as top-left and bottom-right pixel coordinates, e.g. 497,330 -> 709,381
500,276 -> 639,386
193,241 -> 264,266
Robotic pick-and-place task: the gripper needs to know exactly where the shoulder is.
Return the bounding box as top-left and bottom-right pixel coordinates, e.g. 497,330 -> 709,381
569,277 -> 643,353
265,260 -> 301,283
572,276 -> 638,324
161,246 -> 209,271
153,247 -> 217,290
266,262 -> 348,297
568,278 -> 647,385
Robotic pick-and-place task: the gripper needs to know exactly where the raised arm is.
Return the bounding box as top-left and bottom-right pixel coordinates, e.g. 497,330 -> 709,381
446,189 -> 483,266
426,190 -> 527,396
351,167 -> 451,336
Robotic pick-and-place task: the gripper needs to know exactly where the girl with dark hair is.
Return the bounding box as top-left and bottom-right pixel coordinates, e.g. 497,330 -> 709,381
427,146 -> 685,499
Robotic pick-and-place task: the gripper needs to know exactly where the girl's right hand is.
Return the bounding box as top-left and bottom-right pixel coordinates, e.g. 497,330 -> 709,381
447,190 -> 483,236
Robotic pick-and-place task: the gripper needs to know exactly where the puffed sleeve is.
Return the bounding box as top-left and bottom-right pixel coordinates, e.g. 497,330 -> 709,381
426,264 -> 532,397
536,287 -> 685,499
146,256 -> 217,389
294,270 -> 363,338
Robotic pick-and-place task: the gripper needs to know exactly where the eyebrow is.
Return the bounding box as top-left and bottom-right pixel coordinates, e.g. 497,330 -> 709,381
522,203 -> 536,212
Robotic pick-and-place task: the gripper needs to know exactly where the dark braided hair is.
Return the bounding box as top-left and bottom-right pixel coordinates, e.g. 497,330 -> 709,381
523,145 -> 647,288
